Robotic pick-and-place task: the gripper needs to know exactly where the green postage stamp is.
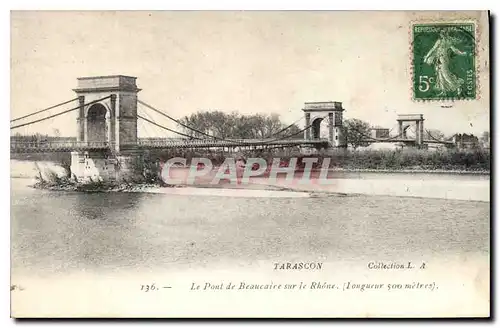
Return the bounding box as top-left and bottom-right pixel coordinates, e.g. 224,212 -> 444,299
412,22 -> 477,101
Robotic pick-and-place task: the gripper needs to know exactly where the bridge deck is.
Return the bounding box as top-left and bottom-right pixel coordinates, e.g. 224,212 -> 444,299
10,137 -> 454,153
11,141 -> 110,153
10,139 -> 331,153
372,139 -> 454,144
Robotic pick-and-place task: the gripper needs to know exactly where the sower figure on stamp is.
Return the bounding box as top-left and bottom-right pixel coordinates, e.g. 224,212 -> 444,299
423,29 -> 468,97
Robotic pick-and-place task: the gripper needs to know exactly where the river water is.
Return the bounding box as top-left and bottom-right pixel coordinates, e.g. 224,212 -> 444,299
10,160 -> 491,317
11,169 -> 490,278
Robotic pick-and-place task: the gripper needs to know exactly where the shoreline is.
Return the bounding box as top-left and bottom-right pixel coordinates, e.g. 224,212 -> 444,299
9,169 -> 490,182
326,168 -> 489,175
17,174 -> 490,202
173,165 -> 490,176
26,180 -> 317,198
9,159 -> 490,175
10,160 -> 490,201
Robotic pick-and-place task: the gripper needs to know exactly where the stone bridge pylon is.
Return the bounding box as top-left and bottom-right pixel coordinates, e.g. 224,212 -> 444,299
70,75 -> 143,182
302,101 -> 347,148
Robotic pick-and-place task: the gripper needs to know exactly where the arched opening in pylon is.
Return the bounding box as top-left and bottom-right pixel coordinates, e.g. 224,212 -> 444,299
311,117 -> 324,139
87,103 -> 108,143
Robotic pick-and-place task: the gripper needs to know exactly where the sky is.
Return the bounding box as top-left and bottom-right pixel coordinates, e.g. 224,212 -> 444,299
10,10 -> 490,138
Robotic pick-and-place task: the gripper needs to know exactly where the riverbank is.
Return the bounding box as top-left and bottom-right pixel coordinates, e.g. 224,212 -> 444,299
24,174 -> 490,202
327,167 -> 489,175
12,147 -> 491,173
11,159 -> 490,201
31,179 -> 167,193
27,178 -> 315,198
9,157 -> 490,181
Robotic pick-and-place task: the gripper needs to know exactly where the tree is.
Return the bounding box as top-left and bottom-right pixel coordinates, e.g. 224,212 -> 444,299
343,118 -> 371,150
178,111 -> 301,140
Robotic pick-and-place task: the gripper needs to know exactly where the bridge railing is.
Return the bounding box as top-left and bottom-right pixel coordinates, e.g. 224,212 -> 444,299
10,140 -> 110,149
136,138 -> 330,147
11,138 -> 332,151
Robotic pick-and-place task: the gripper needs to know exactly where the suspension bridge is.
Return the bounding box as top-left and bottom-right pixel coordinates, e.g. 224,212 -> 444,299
10,75 -> 454,181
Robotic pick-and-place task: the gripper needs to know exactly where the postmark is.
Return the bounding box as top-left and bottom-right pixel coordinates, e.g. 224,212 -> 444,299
412,22 -> 477,101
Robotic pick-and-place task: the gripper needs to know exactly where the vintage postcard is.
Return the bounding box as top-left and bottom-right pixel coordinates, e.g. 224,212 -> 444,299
10,10 -> 490,318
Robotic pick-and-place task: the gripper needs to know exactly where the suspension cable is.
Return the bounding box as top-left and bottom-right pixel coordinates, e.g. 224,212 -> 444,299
10,96 -> 111,130
425,129 -> 451,142
346,125 -> 379,141
347,126 -> 390,142
138,109 -> 163,138
359,123 -> 412,142
425,131 -> 436,141
137,116 -> 153,139
141,107 -> 180,138
407,125 -> 416,137
138,100 -> 221,140
139,99 -> 337,146
137,114 -> 203,139
139,99 -> 301,144
262,115 -> 329,143
10,98 -> 79,123
267,116 -> 304,138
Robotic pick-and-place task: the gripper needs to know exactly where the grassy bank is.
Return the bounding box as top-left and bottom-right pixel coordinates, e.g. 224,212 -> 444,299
145,148 -> 490,172
322,149 -> 490,172
16,148 -> 490,184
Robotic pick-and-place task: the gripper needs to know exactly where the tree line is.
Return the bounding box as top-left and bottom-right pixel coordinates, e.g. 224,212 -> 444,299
178,111 -> 302,140
177,111 -> 491,149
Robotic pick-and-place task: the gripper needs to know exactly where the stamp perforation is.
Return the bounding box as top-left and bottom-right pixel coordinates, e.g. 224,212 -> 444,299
409,19 -> 481,102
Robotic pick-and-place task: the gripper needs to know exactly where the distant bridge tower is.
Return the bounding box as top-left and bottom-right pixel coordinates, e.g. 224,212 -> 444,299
397,114 -> 424,146
303,101 -> 346,147
70,75 -> 143,182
